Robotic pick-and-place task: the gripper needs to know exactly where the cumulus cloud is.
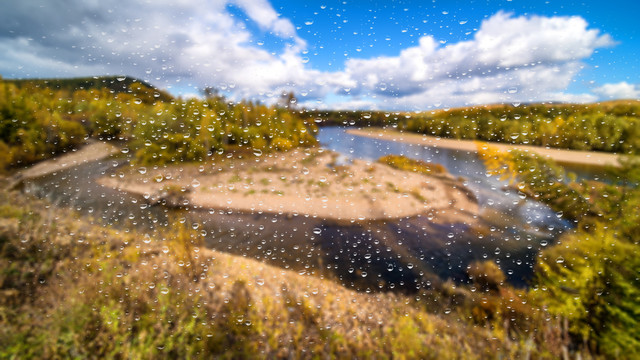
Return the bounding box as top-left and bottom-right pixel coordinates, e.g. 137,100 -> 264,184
339,12 -> 614,109
0,0 -> 312,101
593,82 -> 640,99
0,4 -> 618,109
231,0 -> 300,42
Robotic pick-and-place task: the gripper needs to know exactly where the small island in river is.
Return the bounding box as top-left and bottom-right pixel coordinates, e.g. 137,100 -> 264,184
98,147 -> 479,223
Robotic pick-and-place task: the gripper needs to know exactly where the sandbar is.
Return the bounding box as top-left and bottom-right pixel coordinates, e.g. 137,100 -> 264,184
98,148 -> 478,223
6,141 -> 119,189
347,128 -> 623,167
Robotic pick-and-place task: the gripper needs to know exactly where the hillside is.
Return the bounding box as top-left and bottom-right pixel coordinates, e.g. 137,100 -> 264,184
0,188 -> 566,359
4,75 -> 173,102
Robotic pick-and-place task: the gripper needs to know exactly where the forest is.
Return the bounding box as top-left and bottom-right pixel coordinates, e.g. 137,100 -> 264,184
0,76 -> 317,172
399,102 -> 640,154
307,101 -> 640,154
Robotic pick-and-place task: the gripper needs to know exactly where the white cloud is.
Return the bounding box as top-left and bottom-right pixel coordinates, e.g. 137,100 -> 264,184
339,12 -> 614,109
232,0 -> 293,36
544,92 -> 599,104
593,82 -> 640,99
0,5 -> 617,109
0,0 -> 312,100
474,12 -> 614,66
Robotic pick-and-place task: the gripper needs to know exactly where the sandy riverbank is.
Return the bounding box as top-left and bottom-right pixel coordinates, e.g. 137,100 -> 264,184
99,148 -> 478,223
6,141 -> 120,188
348,128 -> 623,167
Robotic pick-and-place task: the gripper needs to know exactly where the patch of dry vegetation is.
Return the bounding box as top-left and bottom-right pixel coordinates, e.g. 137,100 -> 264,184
0,189 -> 578,358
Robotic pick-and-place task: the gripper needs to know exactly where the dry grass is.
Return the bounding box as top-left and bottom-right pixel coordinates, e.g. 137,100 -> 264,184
0,189 -> 576,359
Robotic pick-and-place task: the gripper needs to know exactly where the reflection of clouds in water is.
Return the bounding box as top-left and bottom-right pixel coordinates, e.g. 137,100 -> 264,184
319,127 -> 575,240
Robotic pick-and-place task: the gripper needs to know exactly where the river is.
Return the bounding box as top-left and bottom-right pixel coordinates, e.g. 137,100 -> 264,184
23,127 -> 606,292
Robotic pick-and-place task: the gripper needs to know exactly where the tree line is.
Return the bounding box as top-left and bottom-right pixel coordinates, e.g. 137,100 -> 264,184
399,102 -> 640,154
0,77 -> 317,172
304,100 -> 640,154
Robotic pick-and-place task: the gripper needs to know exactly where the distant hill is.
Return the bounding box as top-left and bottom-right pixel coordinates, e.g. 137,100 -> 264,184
4,75 -> 173,102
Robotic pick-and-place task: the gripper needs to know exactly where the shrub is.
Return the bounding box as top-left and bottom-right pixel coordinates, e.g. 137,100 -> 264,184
378,154 -> 447,174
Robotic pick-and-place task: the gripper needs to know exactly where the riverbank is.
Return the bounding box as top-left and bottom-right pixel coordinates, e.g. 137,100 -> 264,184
99,148 -> 478,223
6,141 -> 119,188
348,128 -> 623,167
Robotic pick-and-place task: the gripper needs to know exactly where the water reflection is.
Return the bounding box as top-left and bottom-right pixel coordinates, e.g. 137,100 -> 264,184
318,127 -> 574,229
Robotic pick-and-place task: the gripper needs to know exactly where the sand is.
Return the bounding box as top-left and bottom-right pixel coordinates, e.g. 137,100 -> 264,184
98,148 -> 478,223
348,128 -> 623,167
6,141 -> 120,188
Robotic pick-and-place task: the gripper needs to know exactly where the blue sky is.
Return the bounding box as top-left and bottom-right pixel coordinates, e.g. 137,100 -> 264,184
271,0 -> 638,76
1,0 -> 638,110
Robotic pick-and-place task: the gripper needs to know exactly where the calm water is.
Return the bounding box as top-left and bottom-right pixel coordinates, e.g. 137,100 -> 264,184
318,127 -> 577,229
25,127 -> 604,292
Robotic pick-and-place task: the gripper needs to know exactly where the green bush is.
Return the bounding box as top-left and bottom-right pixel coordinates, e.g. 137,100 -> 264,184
378,154 -> 447,174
